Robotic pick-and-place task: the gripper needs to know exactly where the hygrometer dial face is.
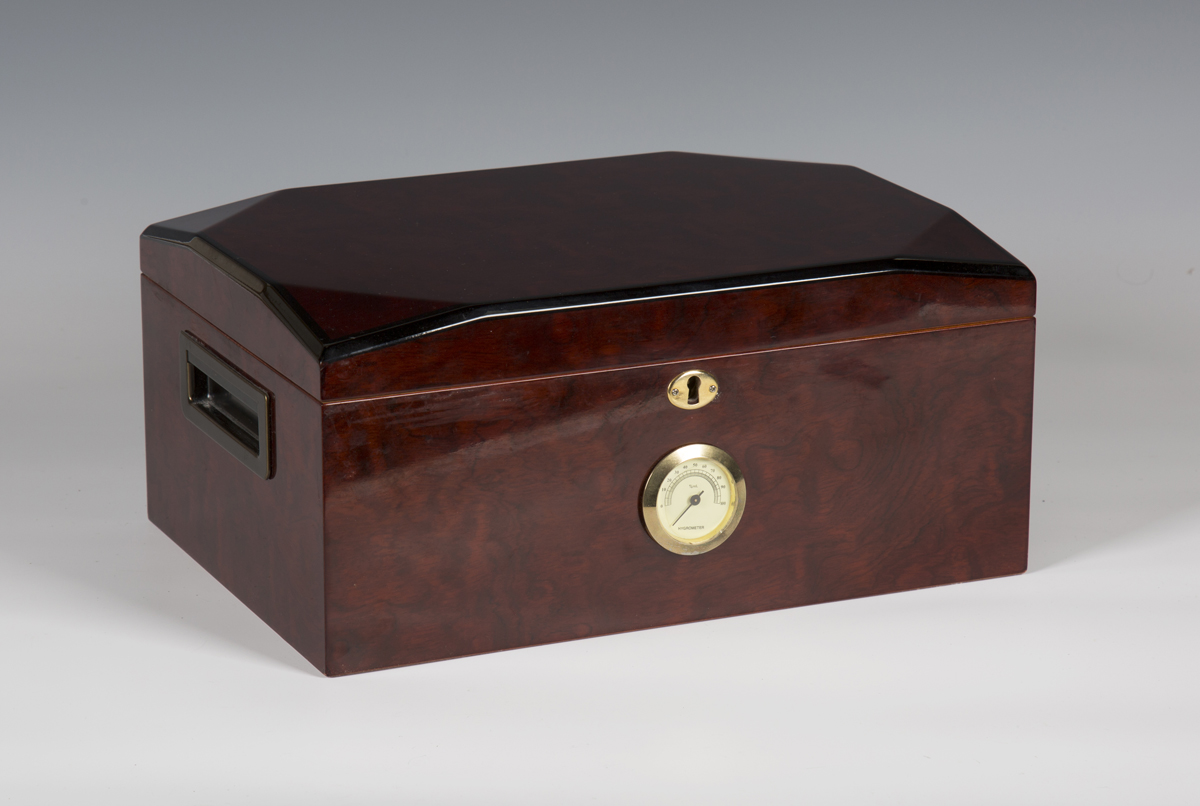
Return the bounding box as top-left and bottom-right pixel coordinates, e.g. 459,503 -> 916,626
641,444 -> 747,555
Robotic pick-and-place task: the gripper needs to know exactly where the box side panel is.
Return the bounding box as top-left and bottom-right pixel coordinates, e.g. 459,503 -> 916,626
142,275 -> 326,671
141,237 -> 321,398
321,272 -> 1035,400
322,319 -> 1034,675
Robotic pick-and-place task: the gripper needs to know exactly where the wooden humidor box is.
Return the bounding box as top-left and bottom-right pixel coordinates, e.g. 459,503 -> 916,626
140,152 -> 1035,676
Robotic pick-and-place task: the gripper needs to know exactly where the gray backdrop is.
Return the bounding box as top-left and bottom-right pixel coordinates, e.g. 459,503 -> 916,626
2,1 -> 1198,802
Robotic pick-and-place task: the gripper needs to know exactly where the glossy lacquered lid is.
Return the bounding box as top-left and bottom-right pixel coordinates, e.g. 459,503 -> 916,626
142,152 -> 1029,362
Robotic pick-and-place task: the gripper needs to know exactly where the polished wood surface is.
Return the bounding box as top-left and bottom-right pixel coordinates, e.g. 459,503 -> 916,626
142,238 -> 322,398
139,154 -> 1036,675
142,276 -> 326,671
145,152 -> 1026,345
321,270 -> 1034,400
141,235 -> 1033,400
321,319 -> 1034,675
143,269 -> 1034,674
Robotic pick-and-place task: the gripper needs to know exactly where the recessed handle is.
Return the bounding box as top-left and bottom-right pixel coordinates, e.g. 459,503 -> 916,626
179,332 -> 273,479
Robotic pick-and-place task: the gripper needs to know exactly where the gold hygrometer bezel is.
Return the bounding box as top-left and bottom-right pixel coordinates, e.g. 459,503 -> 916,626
641,443 -> 747,556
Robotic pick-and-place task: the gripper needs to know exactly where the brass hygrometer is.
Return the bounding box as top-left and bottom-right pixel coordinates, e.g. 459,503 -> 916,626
641,444 -> 747,555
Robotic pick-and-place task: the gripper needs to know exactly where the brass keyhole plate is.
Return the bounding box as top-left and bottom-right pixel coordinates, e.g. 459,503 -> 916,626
667,369 -> 719,410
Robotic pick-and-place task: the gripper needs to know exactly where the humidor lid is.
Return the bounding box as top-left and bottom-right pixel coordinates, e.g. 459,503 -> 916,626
143,153 -> 1029,360
142,152 -> 1035,400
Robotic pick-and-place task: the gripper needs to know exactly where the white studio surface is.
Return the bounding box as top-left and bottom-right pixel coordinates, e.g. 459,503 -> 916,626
2,2 -> 1198,803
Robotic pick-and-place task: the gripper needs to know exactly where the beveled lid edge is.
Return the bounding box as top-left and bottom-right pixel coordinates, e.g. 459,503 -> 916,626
143,192 -> 274,243
316,258 -> 1034,363
141,228 -> 1033,365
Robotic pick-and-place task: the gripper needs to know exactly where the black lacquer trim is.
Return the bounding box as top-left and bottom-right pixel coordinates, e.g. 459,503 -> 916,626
143,232 -> 1033,365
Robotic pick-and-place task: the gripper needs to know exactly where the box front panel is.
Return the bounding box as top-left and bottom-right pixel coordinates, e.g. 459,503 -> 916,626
322,319 -> 1034,675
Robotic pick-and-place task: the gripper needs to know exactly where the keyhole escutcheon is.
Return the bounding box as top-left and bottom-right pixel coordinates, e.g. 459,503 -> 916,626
667,369 -> 719,410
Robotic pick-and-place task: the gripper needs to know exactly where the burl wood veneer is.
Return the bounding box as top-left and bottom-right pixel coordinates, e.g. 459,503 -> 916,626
141,152 -> 1035,675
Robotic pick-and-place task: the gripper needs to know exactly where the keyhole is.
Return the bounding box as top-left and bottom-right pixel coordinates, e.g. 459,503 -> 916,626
666,369 -> 718,410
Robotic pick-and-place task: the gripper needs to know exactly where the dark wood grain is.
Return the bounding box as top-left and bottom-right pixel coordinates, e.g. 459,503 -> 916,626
141,226 -> 1033,401
147,152 -> 1026,344
141,238 -> 323,398
142,276 -> 326,671
140,153 -> 1036,676
321,270 -> 1035,400
321,318 -> 1034,675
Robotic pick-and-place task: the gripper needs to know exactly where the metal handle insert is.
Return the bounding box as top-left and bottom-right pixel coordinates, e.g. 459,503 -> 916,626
179,332 -> 273,479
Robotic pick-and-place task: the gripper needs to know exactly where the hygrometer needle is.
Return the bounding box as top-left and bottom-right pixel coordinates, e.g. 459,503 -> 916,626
672,490 -> 704,526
